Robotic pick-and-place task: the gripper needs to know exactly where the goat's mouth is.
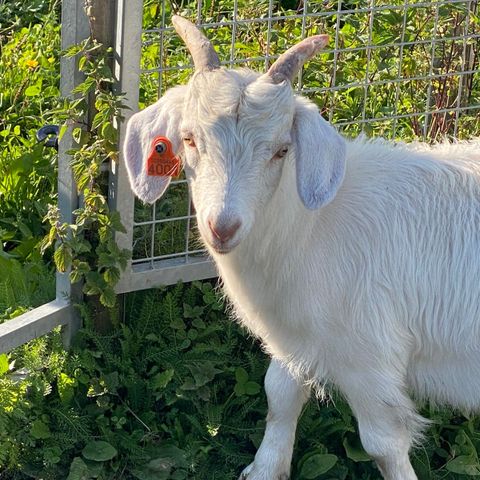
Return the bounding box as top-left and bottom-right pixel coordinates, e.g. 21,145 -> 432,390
203,232 -> 242,255
209,239 -> 240,255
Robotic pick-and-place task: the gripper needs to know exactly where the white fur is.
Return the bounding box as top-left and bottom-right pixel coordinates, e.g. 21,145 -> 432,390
124,65 -> 480,480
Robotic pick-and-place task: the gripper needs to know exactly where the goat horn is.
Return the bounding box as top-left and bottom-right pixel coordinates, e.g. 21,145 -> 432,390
172,15 -> 220,71
266,35 -> 329,84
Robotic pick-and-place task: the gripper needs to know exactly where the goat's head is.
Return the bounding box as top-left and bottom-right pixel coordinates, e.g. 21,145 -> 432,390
124,16 -> 346,254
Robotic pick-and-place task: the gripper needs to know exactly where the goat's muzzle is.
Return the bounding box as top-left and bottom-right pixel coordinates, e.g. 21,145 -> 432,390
206,215 -> 242,254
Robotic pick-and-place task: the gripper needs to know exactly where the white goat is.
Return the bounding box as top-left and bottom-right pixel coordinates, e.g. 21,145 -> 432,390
124,16 -> 480,480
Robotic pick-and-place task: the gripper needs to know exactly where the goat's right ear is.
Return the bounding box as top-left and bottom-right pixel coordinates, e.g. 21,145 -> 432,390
123,86 -> 186,204
293,96 -> 346,210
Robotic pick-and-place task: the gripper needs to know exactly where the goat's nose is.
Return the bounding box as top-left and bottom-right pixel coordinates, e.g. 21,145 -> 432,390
208,217 -> 241,243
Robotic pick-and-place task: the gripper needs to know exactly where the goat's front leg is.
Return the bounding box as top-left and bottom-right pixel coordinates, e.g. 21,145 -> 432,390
336,369 -> 425,480
239,359 -> 310,480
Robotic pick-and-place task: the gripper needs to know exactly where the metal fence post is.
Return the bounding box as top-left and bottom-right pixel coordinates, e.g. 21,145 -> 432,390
58,0 -> 90,346
110,0 -> 143,288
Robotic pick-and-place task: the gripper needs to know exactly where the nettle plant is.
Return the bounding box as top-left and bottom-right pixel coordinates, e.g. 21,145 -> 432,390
41,39 -> 130,307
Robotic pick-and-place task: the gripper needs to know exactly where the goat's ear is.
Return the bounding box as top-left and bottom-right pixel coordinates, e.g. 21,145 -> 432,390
293,97 -> 346,209
123,86 -> 186,204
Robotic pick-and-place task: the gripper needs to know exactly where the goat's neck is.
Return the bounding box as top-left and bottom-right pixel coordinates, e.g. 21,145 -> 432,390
211,158 -> 327,353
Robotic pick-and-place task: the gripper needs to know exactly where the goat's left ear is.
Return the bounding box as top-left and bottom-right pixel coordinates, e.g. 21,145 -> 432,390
293,97 -> 346,209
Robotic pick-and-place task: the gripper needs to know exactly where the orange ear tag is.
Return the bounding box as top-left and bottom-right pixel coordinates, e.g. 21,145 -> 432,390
146,136 -> 181,177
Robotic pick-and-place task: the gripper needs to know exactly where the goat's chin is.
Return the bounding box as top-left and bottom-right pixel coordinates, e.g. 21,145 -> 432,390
208,240 -> 241,255
212,247 -> 235,255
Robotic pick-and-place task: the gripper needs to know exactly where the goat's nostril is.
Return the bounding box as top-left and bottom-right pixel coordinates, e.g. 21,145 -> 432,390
208,218 -> 241,243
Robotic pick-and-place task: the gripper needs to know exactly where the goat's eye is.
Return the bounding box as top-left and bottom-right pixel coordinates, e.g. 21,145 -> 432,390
274,146 -> 289,159
183,136 -> 196,148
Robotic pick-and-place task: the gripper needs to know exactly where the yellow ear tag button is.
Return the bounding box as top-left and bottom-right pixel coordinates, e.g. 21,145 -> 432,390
147,136 -> 181,177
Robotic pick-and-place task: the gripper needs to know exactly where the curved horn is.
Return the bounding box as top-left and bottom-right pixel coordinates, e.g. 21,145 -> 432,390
172,15 -> 220,71
267,35 -> 329,84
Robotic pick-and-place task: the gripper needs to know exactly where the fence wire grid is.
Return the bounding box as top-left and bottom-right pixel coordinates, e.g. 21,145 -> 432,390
129,0 -> 479,275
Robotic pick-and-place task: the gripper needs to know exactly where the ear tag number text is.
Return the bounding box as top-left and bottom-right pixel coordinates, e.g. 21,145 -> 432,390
147,136 -> 181,177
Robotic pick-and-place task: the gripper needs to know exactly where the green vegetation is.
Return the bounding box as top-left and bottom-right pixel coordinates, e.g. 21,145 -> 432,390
41,37 -> 130,308
4,284 -> 480,479
1,0 -> 479,479
0,0 -> 59,316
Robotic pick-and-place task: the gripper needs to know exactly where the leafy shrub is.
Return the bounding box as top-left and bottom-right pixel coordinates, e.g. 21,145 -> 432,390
0,0 -> 58,29
0,2 -> 60,274
0,282 -> 267,479
0,1 -> 59,322
3,282 -> 480,479
0,255 -> 54,320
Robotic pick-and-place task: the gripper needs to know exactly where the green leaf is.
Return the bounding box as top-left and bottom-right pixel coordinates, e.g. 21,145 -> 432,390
82,441 -> 117,462
180,378 -> 196,390
83,459 -> 103,476
235,367 -> 249,384
101,121 -> 117,142
24,85 -> 41,96
66,457 -> 90,480
153,445 -> 188,469
30,419 -> 52,439
152,369 -> 174,390
99,286 -> 116,307
244,381 -> 261,396
343,435 -> 371,462
84,271 -> 105,295
299,453 -> 338,479
69,269 -> 83,284
103,371 -> 119,391
44,446 -> 62,464
234,368 -> 259,395
78,55 -> 87,71
187,362 -> 221,387
0,354 -> 9,375
58,123 -> 68,142
72,127 -> 90,146
103,267 -> 120,284
454,430 -> 477,456
132,446 -> 187,479
58,372 -> 77,403
234,383 -> 246,396
183,303 -> 204,319
54,243 -> 72,272
109,211 -> 127,233
446,455 -> 480,475
64,43 -> 83,57
72,127 -> 83,143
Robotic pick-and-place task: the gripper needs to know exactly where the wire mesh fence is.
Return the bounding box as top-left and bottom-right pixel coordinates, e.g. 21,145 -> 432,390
125,0 -> 479,281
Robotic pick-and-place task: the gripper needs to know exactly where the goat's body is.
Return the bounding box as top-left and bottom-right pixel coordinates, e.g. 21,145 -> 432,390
214,139 -> 480,418
124,21 -> 480,476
